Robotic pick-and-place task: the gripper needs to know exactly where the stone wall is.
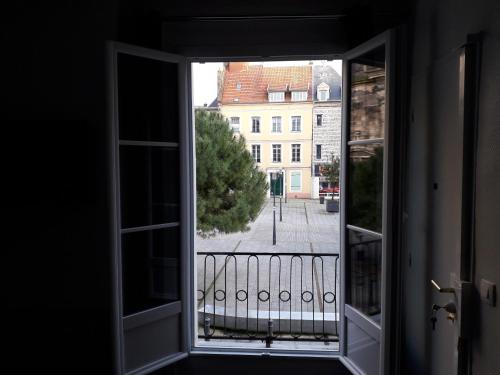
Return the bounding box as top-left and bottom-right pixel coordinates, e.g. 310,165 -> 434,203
312,102 -> 342,175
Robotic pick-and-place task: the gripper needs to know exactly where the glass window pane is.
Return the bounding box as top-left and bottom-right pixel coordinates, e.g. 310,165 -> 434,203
122,227 -> 180,316
347,229 -> 382,322
349,46 -> 385,141
120,146 -> 180,229
117,53 -> 179,142
348,144 -> 383,233
346,320 -> 380,374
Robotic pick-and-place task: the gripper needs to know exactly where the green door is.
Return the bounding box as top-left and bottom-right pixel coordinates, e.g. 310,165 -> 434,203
271,172 -> 283,196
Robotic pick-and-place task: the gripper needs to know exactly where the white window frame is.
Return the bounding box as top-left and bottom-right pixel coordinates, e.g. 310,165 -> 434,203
271,143 -> 282,163
251,116 -> 261,133
251,143 -> 262,163
110,31 -> 404,368
268,92 -> 285,102
289,170 -> 302,192
271,116 -> 282,133
290,116 -> 302,132
291,91 -> 307,101
291,143 -> 301,163
230,116 -> 240,133
318,88 -> 330,101
109,41 -> 191,375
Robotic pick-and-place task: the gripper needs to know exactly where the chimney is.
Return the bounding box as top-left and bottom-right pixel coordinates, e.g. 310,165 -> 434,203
225,62 -> 249,72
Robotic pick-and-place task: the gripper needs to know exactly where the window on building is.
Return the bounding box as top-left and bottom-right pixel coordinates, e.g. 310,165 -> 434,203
314,164 -> 321,176
292,144 -> 301,162
236,82 -> 241,90
272,144 -> 281,163
272,116 -> 282,133
230,117 -> 240,133
318,89 -> 330,101
291,116 -> 301,132
251,117 -> 260,133
291,91 -> 307,101
316,114 -> 323,126
268,92 -> 285,102
316,144 -> 322,159
252,144 -> 261,163
290,171 -> 301,192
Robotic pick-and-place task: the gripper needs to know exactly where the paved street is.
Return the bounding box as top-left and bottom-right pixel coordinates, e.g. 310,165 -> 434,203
196,198 -> 339,253
196,198 -> 340,343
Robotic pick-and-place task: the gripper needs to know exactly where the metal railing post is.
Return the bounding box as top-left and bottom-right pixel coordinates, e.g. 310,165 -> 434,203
266,319 -> 274,348
204,317 -> 211,341
273,207 -> 276,245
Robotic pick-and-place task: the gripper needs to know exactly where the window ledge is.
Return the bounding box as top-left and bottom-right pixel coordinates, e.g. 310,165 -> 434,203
190,345 -> 340,358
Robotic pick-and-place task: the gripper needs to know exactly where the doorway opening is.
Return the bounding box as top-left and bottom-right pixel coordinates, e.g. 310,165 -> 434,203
192,60 -> 343,351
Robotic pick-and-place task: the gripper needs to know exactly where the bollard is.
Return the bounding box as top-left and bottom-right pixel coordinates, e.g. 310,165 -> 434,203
273,207 -> 276,245
204,317 -> 211,341
266,319 -> 274,348
280,197 -> 282,222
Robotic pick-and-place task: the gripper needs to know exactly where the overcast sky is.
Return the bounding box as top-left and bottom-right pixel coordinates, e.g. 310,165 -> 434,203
192,60 -> 342,107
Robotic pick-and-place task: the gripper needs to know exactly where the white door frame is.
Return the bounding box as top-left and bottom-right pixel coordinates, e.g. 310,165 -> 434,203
339,29 -> 399,375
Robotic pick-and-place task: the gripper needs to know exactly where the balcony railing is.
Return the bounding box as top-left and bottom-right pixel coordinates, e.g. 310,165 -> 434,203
197,251 -> 339,346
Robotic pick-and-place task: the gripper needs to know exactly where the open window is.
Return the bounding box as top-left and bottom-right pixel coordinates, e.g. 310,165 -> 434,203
339,30 -> 397,375
108,42 -> 192,375
109,27 -> 400,375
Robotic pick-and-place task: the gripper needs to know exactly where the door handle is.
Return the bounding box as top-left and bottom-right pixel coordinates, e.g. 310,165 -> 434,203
431,279 -> 455,294
430,280 -> 458,330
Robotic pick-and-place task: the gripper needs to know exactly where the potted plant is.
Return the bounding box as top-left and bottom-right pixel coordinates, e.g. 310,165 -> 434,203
326,195 -> 339,212
321,154 -> 340,212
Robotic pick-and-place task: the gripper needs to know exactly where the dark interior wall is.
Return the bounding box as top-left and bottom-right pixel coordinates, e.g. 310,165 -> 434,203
403,0 -> 500,374
155,355 -> 351,375
1,1 -> 163,373
158,0 -> 409,58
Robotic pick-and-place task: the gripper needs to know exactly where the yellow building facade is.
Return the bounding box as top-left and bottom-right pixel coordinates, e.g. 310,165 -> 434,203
220,102 -> 313,199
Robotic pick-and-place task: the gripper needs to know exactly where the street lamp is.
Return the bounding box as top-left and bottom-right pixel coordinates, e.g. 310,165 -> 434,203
271,173 -> 276,206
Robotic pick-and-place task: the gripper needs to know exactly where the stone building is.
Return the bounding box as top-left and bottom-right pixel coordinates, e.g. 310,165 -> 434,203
218,62 -> 314,199
312,64 -> 342,194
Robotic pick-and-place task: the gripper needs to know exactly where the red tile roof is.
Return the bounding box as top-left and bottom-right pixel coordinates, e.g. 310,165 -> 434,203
219,63 -> 312,104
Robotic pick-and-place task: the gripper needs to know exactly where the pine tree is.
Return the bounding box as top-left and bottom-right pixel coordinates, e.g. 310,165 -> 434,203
196,110 -> 268,235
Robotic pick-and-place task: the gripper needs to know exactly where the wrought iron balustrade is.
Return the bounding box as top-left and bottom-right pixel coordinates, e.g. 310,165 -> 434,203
197,251 -> 339,346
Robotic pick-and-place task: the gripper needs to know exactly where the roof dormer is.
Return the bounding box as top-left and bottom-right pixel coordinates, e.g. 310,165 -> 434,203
317,82 -> 330,101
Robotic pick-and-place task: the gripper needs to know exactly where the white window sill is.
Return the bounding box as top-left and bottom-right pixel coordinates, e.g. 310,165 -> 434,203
190,345 -> 340,358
